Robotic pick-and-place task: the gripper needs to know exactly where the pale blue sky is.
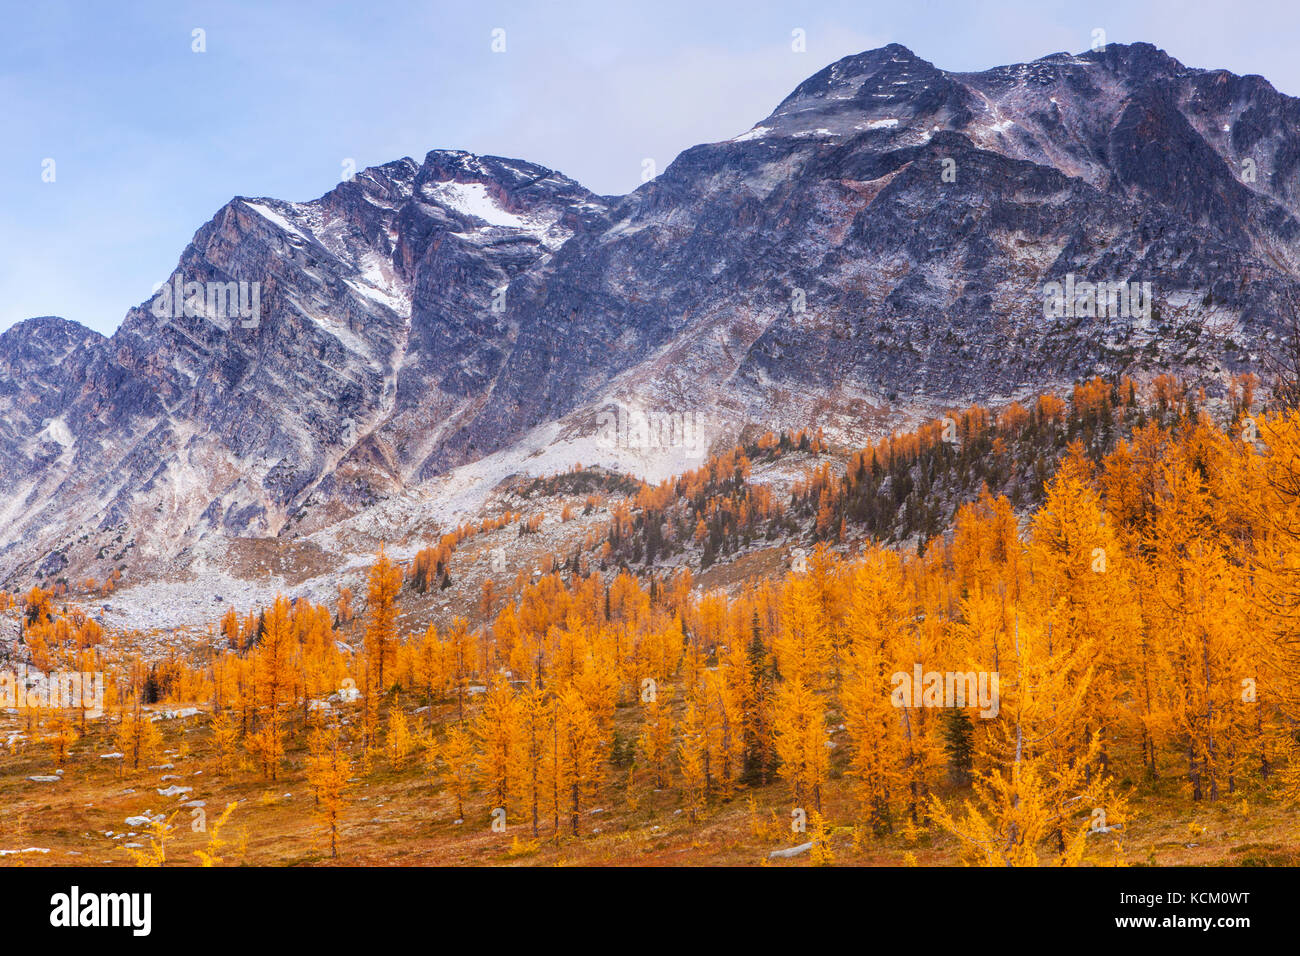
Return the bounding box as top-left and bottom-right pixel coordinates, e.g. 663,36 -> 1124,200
4,0 -> 1298,334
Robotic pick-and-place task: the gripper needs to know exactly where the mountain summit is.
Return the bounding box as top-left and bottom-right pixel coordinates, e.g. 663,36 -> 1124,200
2,42 -> 1297,593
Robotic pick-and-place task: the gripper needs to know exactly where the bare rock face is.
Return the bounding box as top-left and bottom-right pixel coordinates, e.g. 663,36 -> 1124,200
3,42 -> 1300,584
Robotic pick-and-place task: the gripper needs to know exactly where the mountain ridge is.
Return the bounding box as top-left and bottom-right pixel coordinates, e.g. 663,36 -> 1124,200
3,40 -> 1297,597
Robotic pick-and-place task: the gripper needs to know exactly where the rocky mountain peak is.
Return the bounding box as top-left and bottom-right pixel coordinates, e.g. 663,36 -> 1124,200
0,315 -> 102,357
4,41 -> 1300,599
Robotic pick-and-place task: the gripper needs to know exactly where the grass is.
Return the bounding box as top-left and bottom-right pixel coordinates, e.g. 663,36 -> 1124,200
1,701 -> 1295,868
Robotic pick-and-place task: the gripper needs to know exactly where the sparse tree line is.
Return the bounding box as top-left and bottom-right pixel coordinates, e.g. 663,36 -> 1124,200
597,372 -> 1252,571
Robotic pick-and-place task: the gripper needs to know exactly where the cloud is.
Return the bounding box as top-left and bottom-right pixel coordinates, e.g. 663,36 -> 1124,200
471,25 -> 886,194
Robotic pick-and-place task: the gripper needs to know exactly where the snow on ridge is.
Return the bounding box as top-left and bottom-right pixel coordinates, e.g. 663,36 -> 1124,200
430,181 -> 530,228
244,201 -> 312,242
731,126 -> 772,143
426,181 -> 573,251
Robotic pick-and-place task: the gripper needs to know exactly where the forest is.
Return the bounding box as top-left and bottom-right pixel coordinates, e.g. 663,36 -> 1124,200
3,372 -> 1299,867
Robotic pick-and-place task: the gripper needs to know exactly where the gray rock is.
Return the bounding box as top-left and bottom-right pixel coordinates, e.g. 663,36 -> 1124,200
768,842 -> 815,859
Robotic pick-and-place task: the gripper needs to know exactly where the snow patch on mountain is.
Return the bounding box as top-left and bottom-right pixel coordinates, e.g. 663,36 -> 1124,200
244,201 -> 311,241
38,417 -> 74,449
431,182 -> 529,228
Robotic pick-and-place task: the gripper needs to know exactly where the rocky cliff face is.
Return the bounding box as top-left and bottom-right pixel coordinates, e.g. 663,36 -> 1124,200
3,42 -> 1299,586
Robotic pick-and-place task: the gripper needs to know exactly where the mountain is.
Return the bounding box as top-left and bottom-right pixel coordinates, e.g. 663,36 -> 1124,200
3,41 -> 1298,597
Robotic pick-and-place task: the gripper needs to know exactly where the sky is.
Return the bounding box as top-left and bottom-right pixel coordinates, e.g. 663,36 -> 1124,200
4,0 -> 1300,335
